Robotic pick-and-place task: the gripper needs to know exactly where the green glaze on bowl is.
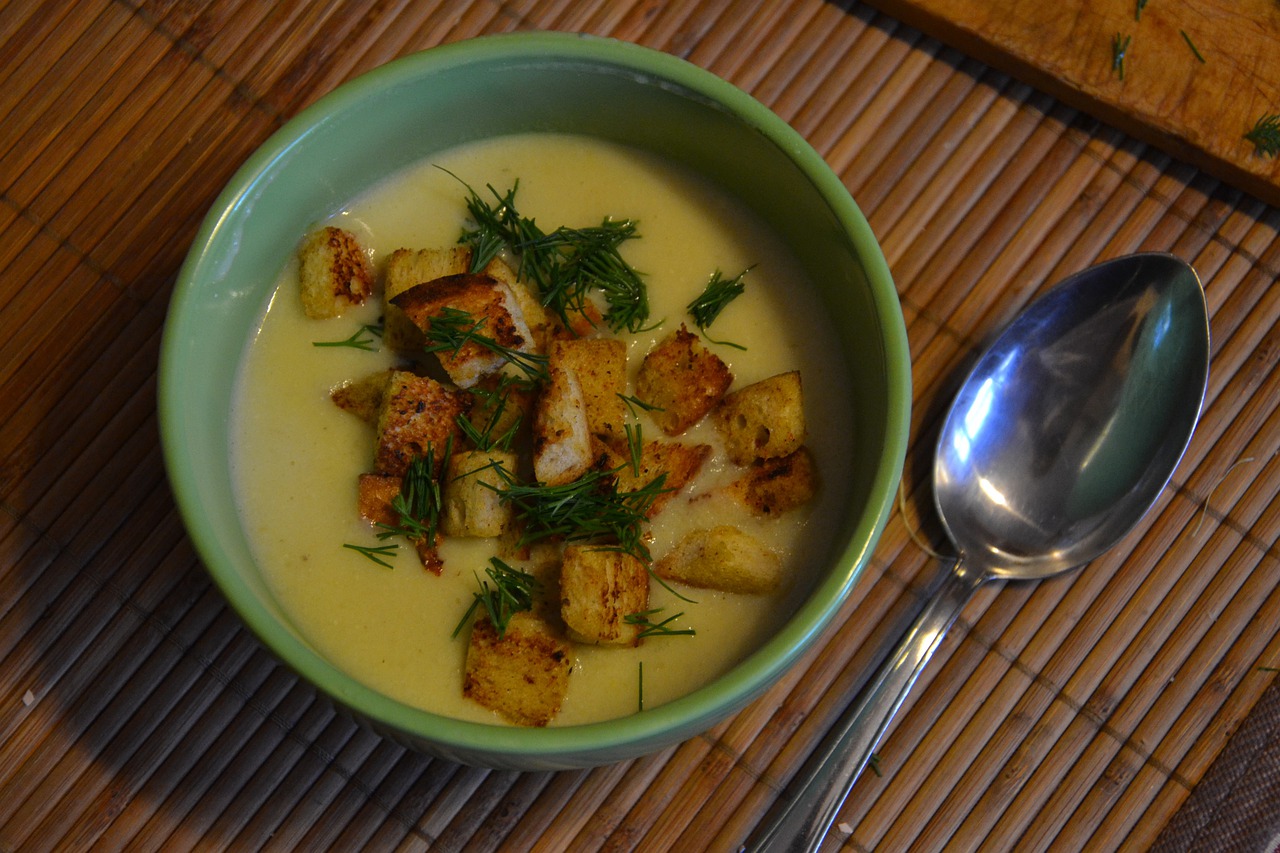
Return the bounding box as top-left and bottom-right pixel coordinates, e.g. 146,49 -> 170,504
159,31 -> 910,770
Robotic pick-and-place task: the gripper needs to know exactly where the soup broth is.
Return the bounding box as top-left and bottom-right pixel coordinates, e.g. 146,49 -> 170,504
232,133 -> 855,726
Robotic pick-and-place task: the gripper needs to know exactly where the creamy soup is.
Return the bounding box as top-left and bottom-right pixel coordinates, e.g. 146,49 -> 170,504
232,134 -> 855,726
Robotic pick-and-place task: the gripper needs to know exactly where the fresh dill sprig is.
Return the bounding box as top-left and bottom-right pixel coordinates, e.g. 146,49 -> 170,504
1134,0 -> 1149,21
481,461 -> 668,563
312,323 -> 382,352
624,422 -> 644,477
376,442 -> 451,545
1180,30 -> 1205,64
445,173 -> 653,333
687,266 -> 752,349
420,306 -> 549,380
1245,113 -> 1280,158
1112,33 -> 1132,81
625,608 -> 696,639
343,542 -> 398,568
452,557 -> 542,640
457,375 -> 530,452
619,393 -> 664,417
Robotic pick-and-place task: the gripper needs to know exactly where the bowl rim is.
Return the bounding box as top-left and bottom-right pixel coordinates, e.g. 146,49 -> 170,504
160,30 -> 911,765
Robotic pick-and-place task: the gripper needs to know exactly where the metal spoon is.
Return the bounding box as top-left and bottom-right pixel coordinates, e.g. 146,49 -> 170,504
747,252 -> 1210,853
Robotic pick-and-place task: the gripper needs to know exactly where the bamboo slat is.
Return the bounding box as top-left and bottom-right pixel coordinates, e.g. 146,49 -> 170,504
1,1 -> 1278,851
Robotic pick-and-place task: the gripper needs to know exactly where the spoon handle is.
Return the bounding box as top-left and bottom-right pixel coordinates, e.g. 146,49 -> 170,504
745,562 -> 983,853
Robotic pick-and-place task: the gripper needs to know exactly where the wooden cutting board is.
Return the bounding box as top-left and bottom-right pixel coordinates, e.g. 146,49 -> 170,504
865,0 -> 1280,207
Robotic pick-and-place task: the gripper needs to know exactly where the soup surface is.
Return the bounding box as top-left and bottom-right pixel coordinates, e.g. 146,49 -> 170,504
232,133 -> 855,725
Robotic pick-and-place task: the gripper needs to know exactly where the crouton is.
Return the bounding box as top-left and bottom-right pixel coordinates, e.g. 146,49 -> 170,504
655,525 -> 783,594
331,369 -> 394,423
559,545 -> 649,646
714,370 -> 805,465
722,447 -> 818,517
298,226 -> 374,319
635,325 -> 733,435
384,248 -> 547,355
550,338 -> 627,445
356,472 -> 444,574
442,449 -> 516,537
547,298 -> 604,340
373,371 -> 469,477
391,273 -> 538,388
595,439 -> 711,518
463,611 -> 573,727
532,364 -> 592,486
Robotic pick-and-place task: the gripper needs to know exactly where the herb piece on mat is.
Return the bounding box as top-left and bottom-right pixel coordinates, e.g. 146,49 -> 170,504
1179,30 -> 1206,64
1111,33 -> 1132,81
1245,113 -> 1280,158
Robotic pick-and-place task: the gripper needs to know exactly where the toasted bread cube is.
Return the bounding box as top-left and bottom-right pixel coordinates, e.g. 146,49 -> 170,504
559,545 -> 649,646
384,248 -> 546,354
655,526 -> 783,594
331,369 -> 394,423
550,338 -> 626,445
532,364 -> 592,486
373,371 -> 469,477
547,298 -> 604,340
298,226 -> 374,319
383,246 -> 472,352
714,371 -> 805,465
443,449 -> 516,537
723,447 -> 818,517
391,273 -> 538,387
635,325 -> 733,436
356,472 -> 444,574
597,439 -> 711,518
463,611 -> 573,727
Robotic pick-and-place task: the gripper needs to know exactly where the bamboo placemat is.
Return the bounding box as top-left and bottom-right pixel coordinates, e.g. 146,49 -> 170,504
2,1 -> 1278,850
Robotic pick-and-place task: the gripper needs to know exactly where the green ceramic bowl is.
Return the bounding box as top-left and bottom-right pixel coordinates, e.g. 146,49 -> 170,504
159,31 -> 910,770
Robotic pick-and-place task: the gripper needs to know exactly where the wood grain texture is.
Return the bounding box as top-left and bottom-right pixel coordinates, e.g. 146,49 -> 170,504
864,0 -> 1280,206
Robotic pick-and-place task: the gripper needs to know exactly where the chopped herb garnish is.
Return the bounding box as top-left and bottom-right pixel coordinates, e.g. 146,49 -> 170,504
420,306 -> 549,380
445,171 -> 653,333
343,542 -> 398,568
1112,33 -> 1132,81
452,557 -> 541,640
868,753 -> 883,777
312,324 -> 382,352
1245,113 -> 1280,158
485,462 -> 668,563
457,375 -> 530,452
688,266 -> 752,349
1180,30 -> 1205,64
625,608 -> 696,639
1134,0 -> 1149,20
376,442 -> 451,545
619,393 -> 663,417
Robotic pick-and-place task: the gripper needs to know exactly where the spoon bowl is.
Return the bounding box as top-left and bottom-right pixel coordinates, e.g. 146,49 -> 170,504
936,252 -> 1210,580
747,252 -> 1209,852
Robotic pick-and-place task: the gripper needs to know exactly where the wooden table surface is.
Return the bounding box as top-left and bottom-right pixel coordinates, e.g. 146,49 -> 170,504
3,2 -> 1279,851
